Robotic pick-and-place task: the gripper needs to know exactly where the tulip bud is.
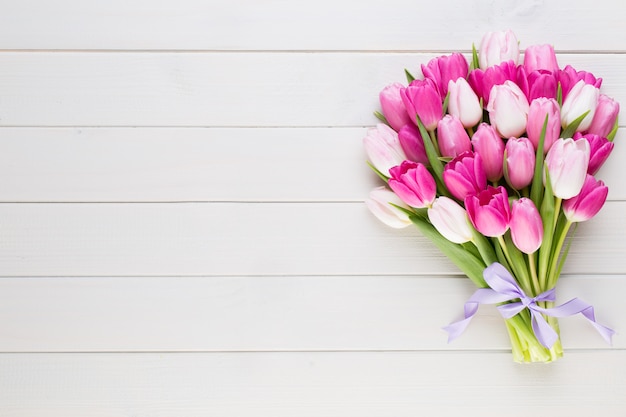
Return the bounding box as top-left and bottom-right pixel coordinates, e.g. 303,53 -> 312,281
525,70 -> 558,101
398,124 -> 428,165
526,97 -> 561,154
573,132 -> 614,175
468,60 -> 518,104
388,161 -> 437,208
559,65 -> 602,101
563,174 -> 609,223
587,94 -> 620,138
523,44 -> 559,74
478,30 -> 520,70
442,151 -> 487,201
363,123 -> 407,176
561,80 -> 600,132
365,186 -> 412,229
421,53 -> 469,97
465,186 -> 511,237
504,137 -> 535,190
471,123 -> 504,182
401,78 -> 443,131
487,80 -> 530,138
379,83 -> 411,132
447,78 -> 483,128
437,115 -> 472,158
510,198 -> 543,254
427,196 -> 474,244
545,138 -> 590,199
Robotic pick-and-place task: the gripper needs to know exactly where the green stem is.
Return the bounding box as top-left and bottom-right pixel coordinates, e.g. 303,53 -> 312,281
428,130 -> 441,156
528,252 -> 540,295
467,126 -> 474,138
553,198 -> 562,231
547,220 -> 573,289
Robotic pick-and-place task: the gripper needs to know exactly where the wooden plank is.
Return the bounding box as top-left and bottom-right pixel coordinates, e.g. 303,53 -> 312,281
0,351 -> 624,416
0,0 -> 625,51
1,127 -> 622,203
0,52 -> 623,127
0,275 -> 620,352
0,202 -> 624,277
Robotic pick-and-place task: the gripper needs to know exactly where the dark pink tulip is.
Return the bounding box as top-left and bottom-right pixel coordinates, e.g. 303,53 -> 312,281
504,137 -> 536,190
437,115 -> 472,159
573,132 -> 614,175
401,78 -> 443,131
523,44 -> 559,74
388,161 -> 437,208
471,123 -> 504,182
468,60 -> 518,104
443,151 -> 487,201
465,186 -> 511,237
398,124 -> 428,165
510,198 -> 543,254
587,94 -> 620,138
478,30 -> 519,70
563,174 -> 608,222
559,65 -> 602,101
379,83 -> 411,132
421,53 -> 469,97
525,70 -> 558,101
526,97 -> 561,154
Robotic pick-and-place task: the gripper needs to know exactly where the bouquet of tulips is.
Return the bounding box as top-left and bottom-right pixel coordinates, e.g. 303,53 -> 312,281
364,30 -> 617,363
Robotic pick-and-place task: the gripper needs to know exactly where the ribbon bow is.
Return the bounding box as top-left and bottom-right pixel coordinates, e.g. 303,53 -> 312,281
443,262 -> 615,348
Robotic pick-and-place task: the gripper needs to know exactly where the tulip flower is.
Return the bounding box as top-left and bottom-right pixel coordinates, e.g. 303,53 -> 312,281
559,65 -> 602,101
447,78 -> 483,128
545,138 -> 590,199
523,44 -> 559,74
437,115 -> 472,158
471,123 -> 504,182
365,186 -> 412,229
379,83 -> 411,132
465,186 -> 511,237
587,94 -> 620,138
388,161 -> 437,208
363,123 -> 407,176
561,80 -> 600,132
401,78 -> 443,131
510,198 -> 543,254
525,70 -> 558,101
428,196 -> 474,244
443,151 -> 487,201
504,137 -> 535,190
562,174 -> 609,223
421,53 -> 469,97
478,30 -> 519,70
468,60 -> 518,104
487,80 -> 530,138
398,124 -> 428,165
526,97 -> 561,154
573,132 -> 614,175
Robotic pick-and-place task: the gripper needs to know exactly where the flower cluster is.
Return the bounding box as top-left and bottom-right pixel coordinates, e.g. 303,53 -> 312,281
364,30 -> 619,363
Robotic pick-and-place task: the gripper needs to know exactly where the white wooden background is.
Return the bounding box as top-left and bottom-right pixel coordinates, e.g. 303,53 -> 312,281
0,0 -> 625,415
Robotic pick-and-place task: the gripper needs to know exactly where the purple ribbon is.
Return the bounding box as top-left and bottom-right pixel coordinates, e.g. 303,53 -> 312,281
443,262 -> 615,348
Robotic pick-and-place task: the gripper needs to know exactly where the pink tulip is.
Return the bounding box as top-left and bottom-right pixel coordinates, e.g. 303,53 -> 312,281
421,53 -> 469,97
587,94 -> 620,138
478,30 -> 520,70
447,77 -> 483,128
365,186 -> 412,229
487,80 -> 530,138
437,115 -> 472,158
545,138 -> 590,199
510,198 -> 543,254
379,83 -> 411,132
427,196 -> 474,244
523,44 -> 559,74
471,123 -> 504,182
526,98 -> 561,154
363,123 -> 407,176
442,151 -> 487,201
465,186 -> 511,237
573,132 -> 614,175
504,137 -> 535,190
388,161 -> 437,208
559,65 -> 602,101
561,80 -> 599,132
398,124 -> 428,165
401,78 -> 443,131
468,60 -> 518,104
563,174 -> 608,222
525,70 -> 558,101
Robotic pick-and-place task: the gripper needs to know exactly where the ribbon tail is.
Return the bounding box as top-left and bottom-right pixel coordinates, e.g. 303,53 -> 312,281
529,309 -> 559,349
442,316 -> 475,343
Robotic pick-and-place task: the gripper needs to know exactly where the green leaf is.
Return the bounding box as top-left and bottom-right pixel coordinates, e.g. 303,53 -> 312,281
530,115 -> 549,209
556,82 -> 563,107
405,69 -> 416,84
553,222 -> 578,286
441,91 -> 451,115
472,43 -> 480,70
416,115 -> 449,197
373,111 -> 389,125
503,233 -> 532,295
607,116 -> 619,142
538,167 -> 556,289
561,110 -> 590,139
366,161 -> 389,183
470,227 -> 498,266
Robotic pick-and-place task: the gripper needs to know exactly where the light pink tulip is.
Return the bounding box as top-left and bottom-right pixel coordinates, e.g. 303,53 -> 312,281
428,196 -> 474,244
447,78 -> 483,128
559,65 -> 602,101
421,53 -> 469,97
365,186 -> 412,229
561,80 -> 600,132
401,78 -> 443,131
471,123 -> 504,182
510,198 -> 543,254
363,123 -> 407,176
526,97 -> 561,154
563,174 -> 608,223
437,115 -> 472,158
504,137 -> 535,190
587,94 -> 620,138
573,132 -> 614,175
398,124 -> 428,165
388,161 -> 437,208
465,186 -> 511,237
523,44 -> 559,74
379,83 -> 411,132
478,30 -> 520,70
487,80 -> 530,138
545,138 -> 590,199
443,151 -> 487,201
